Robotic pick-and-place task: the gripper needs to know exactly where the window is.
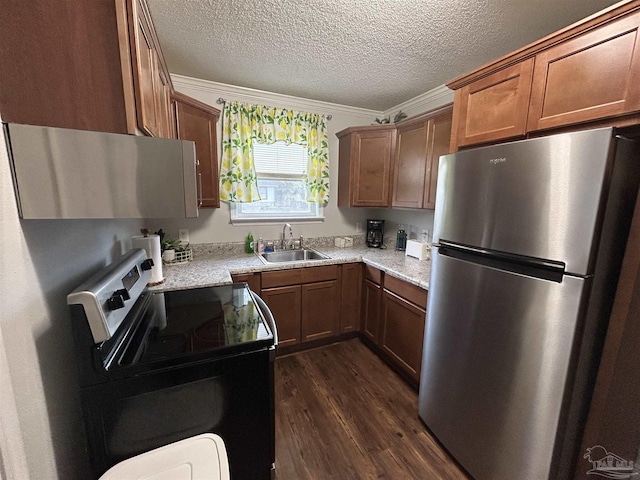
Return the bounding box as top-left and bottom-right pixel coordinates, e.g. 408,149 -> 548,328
231,141 -> 323,222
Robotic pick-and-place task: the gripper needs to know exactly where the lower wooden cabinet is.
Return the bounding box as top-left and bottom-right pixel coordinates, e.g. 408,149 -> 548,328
361,266 -> 428,386
230,272 -> 261,294
339,263 -> 362,333
302,281 -> 339,341
381,289 -> 427,384
361,265 -> 383,342
362,279 -> 382,342
242,262 -> 427,384
260,285 -> 301,348
260,266 -> 339,349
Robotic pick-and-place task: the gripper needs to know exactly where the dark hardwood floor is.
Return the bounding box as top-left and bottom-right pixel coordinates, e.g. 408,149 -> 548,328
274,339 -> 470,479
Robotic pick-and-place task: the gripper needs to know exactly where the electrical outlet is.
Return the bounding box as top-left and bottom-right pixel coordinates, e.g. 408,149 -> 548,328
178,229 -> 189,243
356,222 -> 362,233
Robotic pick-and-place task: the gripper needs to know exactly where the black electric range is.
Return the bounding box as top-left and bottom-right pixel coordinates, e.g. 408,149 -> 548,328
68,248 -> 277,480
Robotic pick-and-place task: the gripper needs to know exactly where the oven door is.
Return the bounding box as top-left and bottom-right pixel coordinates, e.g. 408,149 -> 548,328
82,348 -> 273,480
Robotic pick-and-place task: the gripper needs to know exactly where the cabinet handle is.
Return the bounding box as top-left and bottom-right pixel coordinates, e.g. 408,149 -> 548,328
196,159 -> 203,208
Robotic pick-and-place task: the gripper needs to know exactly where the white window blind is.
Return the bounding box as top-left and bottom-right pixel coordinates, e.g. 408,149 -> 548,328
252,142 -> 307,176
230,141 -> 322,223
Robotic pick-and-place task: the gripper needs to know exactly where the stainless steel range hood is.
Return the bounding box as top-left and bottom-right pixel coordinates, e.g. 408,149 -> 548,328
4,123 -> 199,219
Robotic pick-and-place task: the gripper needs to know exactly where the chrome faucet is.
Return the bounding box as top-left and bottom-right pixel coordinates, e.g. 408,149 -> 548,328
281,223 -> 293,249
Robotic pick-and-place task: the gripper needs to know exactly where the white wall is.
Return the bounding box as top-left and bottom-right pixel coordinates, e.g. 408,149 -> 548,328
146,76 -> 452,245
0,118 -> 144,479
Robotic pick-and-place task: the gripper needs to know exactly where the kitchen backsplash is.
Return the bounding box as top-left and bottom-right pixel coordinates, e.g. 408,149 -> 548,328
190,234 -> 366,257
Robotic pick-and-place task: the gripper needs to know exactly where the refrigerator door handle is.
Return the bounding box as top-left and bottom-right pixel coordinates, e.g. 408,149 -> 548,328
438,240 -> 566,282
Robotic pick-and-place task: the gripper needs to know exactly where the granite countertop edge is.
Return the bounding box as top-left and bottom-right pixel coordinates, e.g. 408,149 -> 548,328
150,246 -> 431,292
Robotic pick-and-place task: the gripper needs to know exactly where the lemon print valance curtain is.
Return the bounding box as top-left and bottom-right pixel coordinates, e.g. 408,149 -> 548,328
219,101 -> 330,203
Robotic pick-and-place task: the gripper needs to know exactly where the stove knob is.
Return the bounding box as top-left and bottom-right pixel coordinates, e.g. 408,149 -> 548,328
107,294 -> 125,311
141,259 -> 154,271
114,288 -> 130,301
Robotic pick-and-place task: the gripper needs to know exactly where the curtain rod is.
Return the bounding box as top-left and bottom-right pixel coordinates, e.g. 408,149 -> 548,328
216,97 -> 332,120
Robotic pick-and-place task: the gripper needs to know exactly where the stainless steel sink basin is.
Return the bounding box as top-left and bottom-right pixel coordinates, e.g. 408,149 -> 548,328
257,248 -> 330,264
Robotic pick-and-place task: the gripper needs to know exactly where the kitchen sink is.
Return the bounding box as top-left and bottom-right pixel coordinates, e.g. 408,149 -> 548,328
257,248 -> 330,264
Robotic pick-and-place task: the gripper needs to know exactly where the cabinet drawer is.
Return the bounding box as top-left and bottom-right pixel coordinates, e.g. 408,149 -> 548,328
384,275 -> 427,310
363,264 -> 382,284
261,269 -> 303,288
231,273 -> 261,293
261,265 -> 337,288
301,265 -> 337,283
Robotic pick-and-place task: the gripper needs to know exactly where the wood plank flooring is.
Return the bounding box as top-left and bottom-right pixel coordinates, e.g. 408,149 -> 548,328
274,339 -> 470,479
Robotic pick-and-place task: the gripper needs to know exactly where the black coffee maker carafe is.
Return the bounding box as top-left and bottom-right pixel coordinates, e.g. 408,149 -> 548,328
366,219 -> 385,248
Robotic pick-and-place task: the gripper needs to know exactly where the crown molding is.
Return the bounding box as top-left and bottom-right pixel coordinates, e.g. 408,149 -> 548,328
171,74 -> 382,120
383,85 -> 454,117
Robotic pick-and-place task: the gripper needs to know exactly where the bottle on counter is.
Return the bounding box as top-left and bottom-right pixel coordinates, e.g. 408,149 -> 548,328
258,236 -> 265,253
396,224 -> 407,251
246,233 -> 255,254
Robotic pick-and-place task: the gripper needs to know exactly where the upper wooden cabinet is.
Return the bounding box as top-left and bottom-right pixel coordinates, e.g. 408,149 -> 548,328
337,124 -> 397,207
0,1 -> 132,133
0,0 -> 174,138
527,10 -> 640,132
173,92 -> 221,208
338,107 -> 451,210
448,1 -> 640,150
450,60 -> 533,148
392,106 -> 452,209
129,0 -> 174,138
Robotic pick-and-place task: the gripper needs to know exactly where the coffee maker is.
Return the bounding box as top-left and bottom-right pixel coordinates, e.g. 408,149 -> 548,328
366,219 -> 385,248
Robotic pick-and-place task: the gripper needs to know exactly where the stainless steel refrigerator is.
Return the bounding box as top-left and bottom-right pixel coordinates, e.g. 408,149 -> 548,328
418,128 -> 640,480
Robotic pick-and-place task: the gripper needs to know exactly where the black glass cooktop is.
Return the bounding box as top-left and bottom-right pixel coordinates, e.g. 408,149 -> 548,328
107,284 -> 273,373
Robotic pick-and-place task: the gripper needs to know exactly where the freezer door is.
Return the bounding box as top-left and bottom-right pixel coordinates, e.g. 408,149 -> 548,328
419,249 -> 588,480
433,128 -> 616,275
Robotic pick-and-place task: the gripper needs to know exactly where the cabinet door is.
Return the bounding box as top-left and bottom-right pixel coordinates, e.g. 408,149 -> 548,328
174,92 -> 221,208
339,264 -> 362,333
352,129 -> 396,207
451,58 -> 534,149
301,281 -> 339,342
130,0 -> 159,137
155,67 -> 173,138
381,289 -> 426,383
528,11 -> 640,132
424,110 -> 452,209
260,286 -> 301,348
392,120 -> 429,208
362,278 -> 382,342
0,2 -> 133,133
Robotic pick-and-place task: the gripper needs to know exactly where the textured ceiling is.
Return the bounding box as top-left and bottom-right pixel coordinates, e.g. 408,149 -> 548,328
147,0 -> 622,111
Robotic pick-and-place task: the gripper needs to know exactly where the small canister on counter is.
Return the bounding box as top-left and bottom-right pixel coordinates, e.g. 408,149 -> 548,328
395,224 -> 407,251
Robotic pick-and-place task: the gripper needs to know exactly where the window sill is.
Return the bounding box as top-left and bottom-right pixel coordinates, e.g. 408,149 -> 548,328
230,216 -> 325,226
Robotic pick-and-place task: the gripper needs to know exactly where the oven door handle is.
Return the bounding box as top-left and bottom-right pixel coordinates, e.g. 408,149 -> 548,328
251,291 -> 278,349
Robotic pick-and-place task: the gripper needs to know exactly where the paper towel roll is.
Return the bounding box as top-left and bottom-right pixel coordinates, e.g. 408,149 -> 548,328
132,234 -> 164,285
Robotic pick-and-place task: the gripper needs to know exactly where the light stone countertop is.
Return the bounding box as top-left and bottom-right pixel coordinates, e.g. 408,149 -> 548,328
150,245 -> 431,293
